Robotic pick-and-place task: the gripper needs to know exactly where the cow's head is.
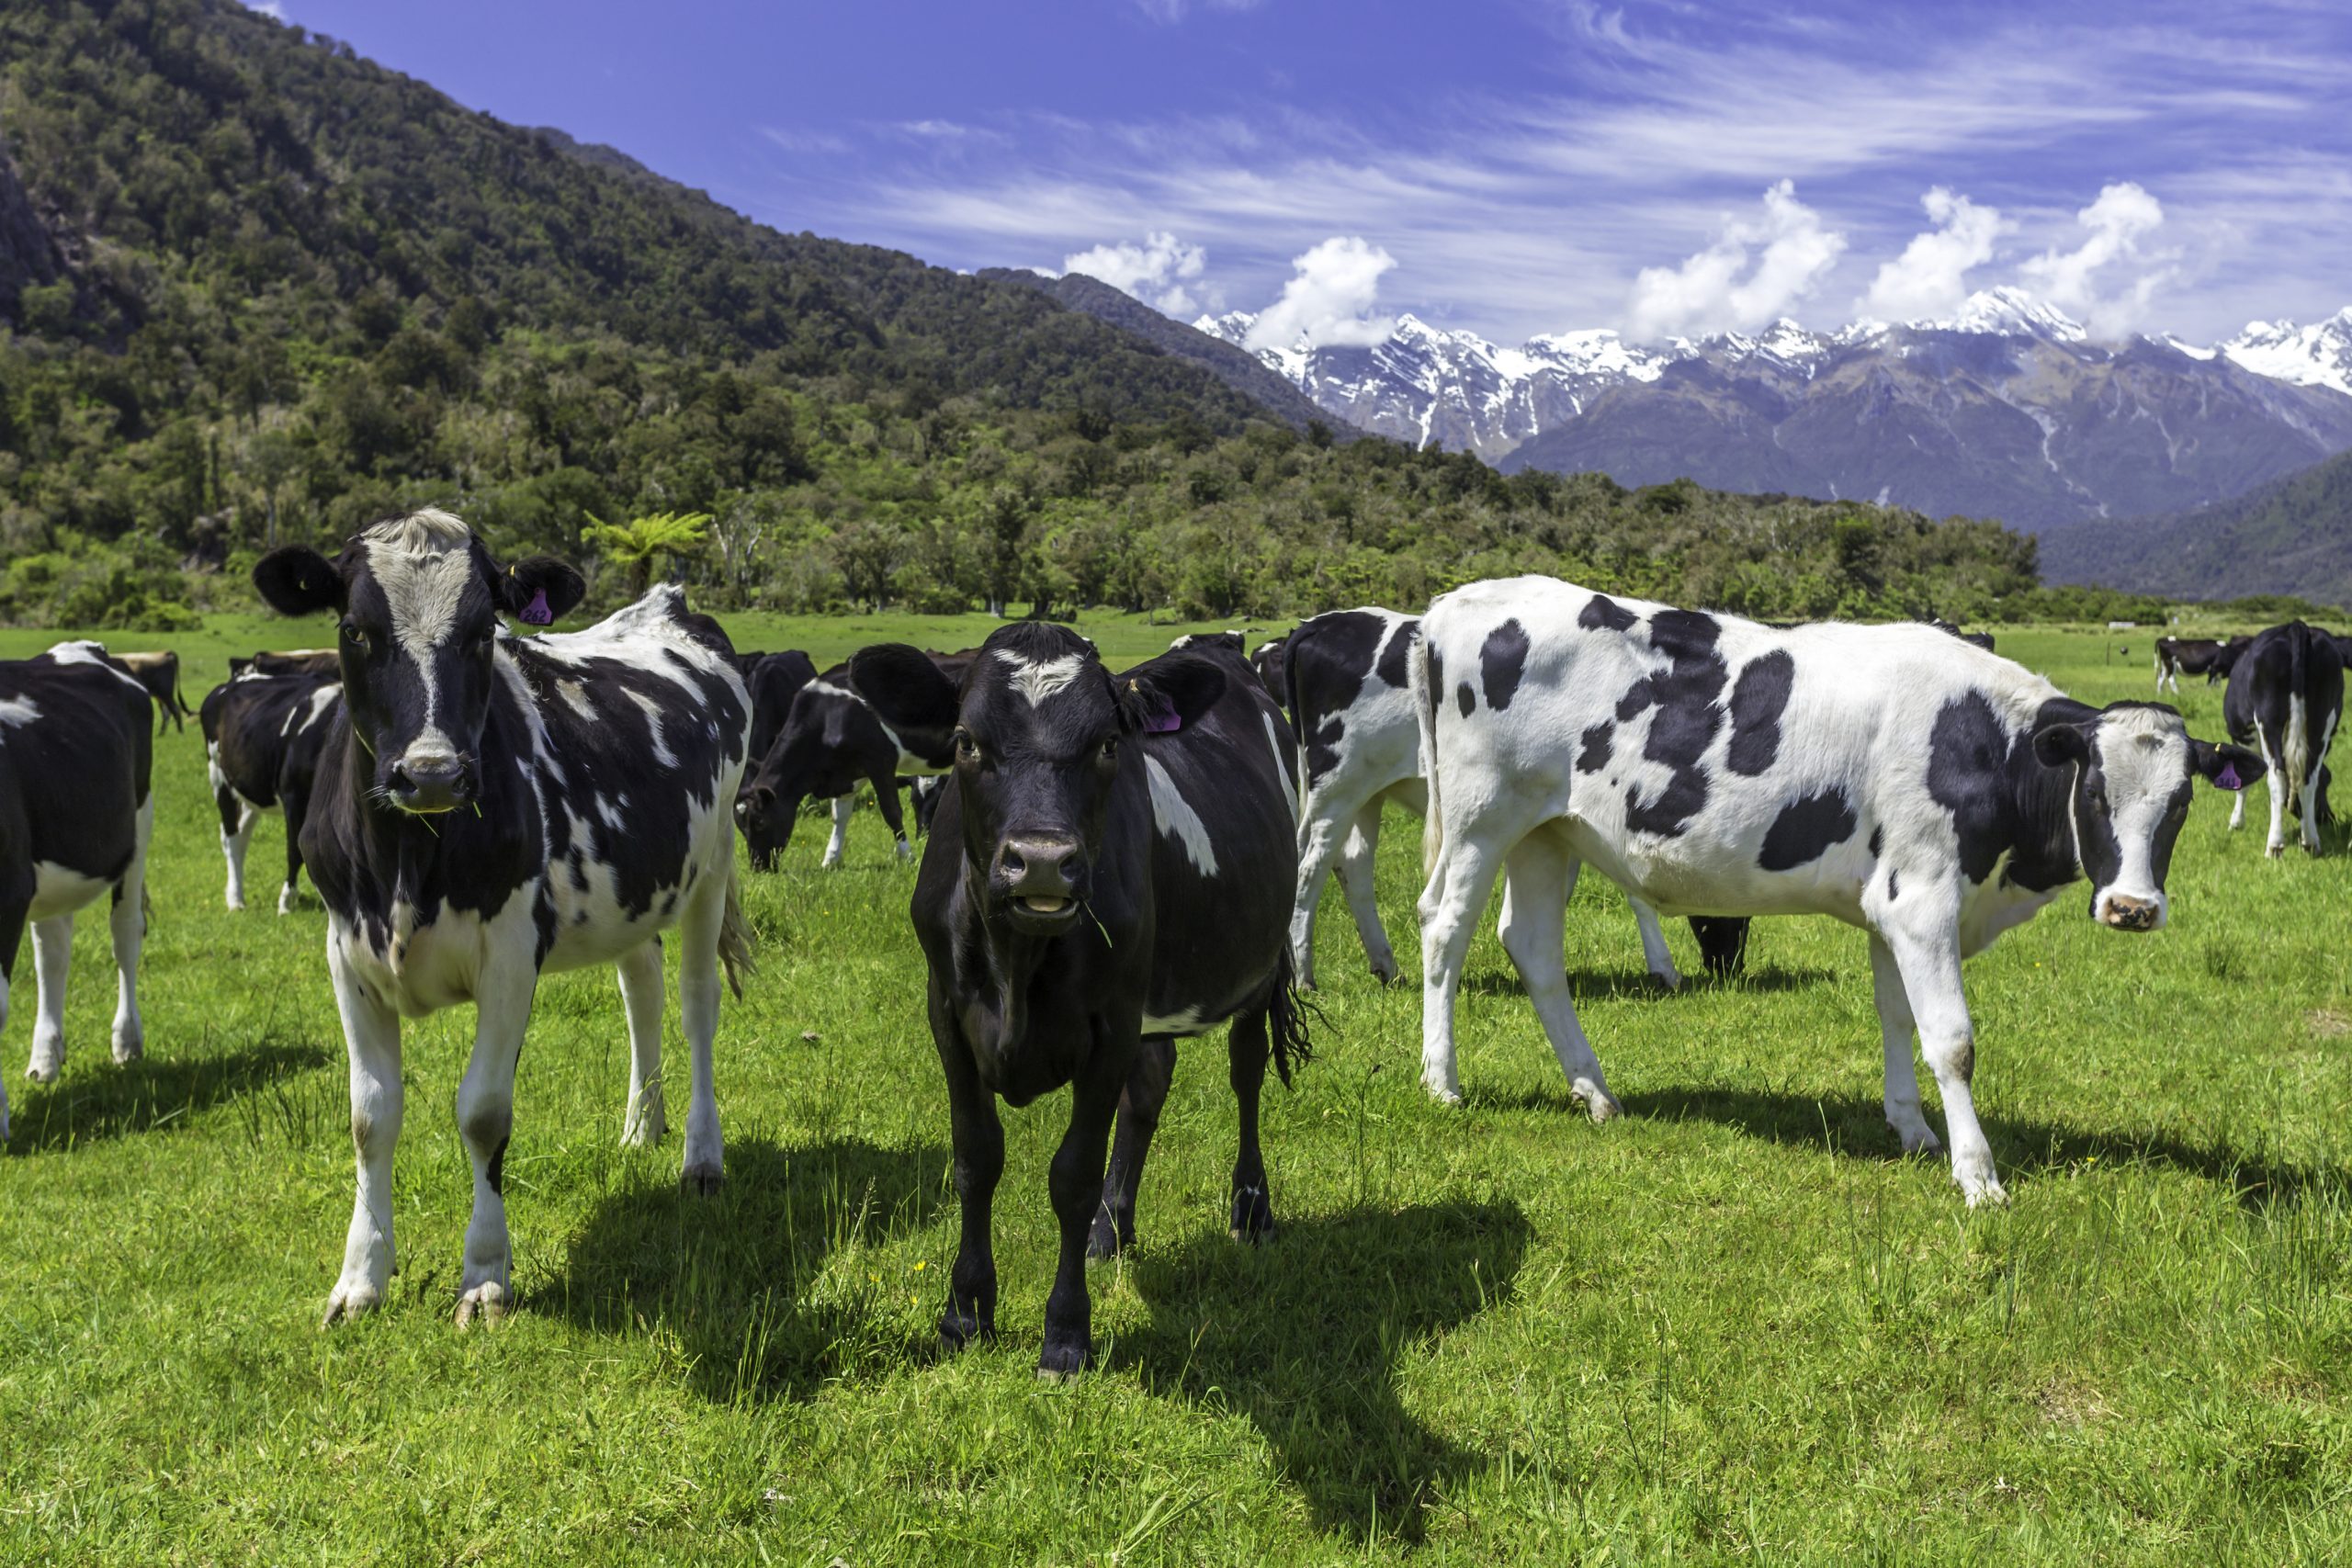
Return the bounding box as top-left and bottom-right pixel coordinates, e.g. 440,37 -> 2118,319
254,510 -> 583,815
2032,701 -> 2262,931
852,625 -> 1226,935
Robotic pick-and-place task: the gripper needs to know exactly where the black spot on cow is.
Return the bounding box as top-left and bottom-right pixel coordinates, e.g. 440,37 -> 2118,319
1577,721 -> 1613,774
1579,594 -> 1639,632
1427,648 -> 1444,716
1456,681 -> 1476,719
1886,868 -> 1900,902
1758,788 -> 1859,871
1625,771 -> 1709,837
1618,610 -> 1733,839
1724,651 -> 1794,776
1480,619 -> 1531,711
1647,609 -> 1721,663
1374,618 -> 1419,688
1868,826 -> 1883,859
487,1135 -> 509,1196
1616,676 -> 1657,722
1304,713 -> 1346,785
567,846 -> 590,893
1645,691 -> 1722,770
1927,692 -> 2018,886
660,889 -> 678,919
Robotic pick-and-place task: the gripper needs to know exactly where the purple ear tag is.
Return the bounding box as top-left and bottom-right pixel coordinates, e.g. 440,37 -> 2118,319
1144,700 -> 1182,734
2217,761 -> 2243,791
520,587 -> 553,626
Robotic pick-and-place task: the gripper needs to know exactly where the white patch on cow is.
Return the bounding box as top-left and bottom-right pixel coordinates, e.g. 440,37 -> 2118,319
1142,1005 -> 1204,1036
1261,711 -> 1299,826
1144,754 -> 1218,876
47,640 -> 150,697
30,862 -> 113,921
807,679 -> 855,702
283,683 -> 338,736
596,794 -> 626,832
996,649 -> 1087,708
360,510 -> 478,766
0,695 -> 39,730
2083,707 -> 2188,928
625,688 -> 680,768
557,680 -> 598,722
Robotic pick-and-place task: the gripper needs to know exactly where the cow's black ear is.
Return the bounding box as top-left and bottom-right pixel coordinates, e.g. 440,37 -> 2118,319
850,643 -> 960,734
2193,739 -> 2265,791
1118,651 -> 1227,735
253,547 -> 345,616
498,557 -> 586,626
2031,722 -> 2090,770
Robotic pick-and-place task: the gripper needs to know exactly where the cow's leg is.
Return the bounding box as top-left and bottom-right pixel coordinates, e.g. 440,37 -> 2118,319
1498,836 -> 1621,1122
872,773 -> 913,863
454,967 -> 537,1327
2262,733 -> 2290,857
323,938 -> 402,1324
278,785 -> 307,915
616,935 -> 666,1147
1088,1035 -> 1175,1259
107,797 -> 152,1064
1881,916 -> 2003,1204
1227,1002 -> 1278,1241
1418,833 -> 1506,1102
1040,1046 -> 1128,1378
1291,779 -> 1384,987
934,989 -> 1004,1351
820,795 -> 853,870
1336,807 -> 1397,984
0,879 -> 26,1145
1626,895 -> 1683,990
2301,715 -> 2335,855
22,915 -> 72,1083
673,865 -> 729,1193
1869,934 -> 1938,1154
2230,780 -> 2247,831
217,786 -> 256,911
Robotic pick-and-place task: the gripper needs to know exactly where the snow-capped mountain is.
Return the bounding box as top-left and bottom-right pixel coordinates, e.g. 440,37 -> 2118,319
1191,288 -> 2352,530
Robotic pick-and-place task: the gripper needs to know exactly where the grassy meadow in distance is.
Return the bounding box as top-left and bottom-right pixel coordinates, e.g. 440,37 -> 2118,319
2,610 -> 2349,1563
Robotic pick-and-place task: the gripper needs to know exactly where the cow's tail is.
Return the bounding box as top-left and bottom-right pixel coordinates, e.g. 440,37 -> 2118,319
717,856 -> 757,1000
2285,626 -> 2313,815
1410,621 -> 1443,877
1265,941 -> 1315,1089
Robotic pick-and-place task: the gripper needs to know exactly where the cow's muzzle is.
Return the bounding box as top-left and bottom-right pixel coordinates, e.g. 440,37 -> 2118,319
994,833 -> 1084,926
390,751 -> 474,815
2098,893 -> 2164,932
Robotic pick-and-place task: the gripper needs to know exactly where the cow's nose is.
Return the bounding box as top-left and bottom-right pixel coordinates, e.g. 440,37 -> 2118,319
390,752 -> 472,814
997,834 -> 1081,911
2102,894 -> 2162,931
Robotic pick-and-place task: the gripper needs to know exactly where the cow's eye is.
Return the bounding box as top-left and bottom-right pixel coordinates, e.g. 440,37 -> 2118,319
340,622 -> 368,650
1099,736 -> 1120,763
955,731 -> 980,765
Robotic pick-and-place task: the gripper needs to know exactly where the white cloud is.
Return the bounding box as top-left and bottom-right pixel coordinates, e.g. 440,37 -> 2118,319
1131,0 -> 1265,23
2020,180 -> 2176,335
1243,236 -> 1396,350
247,0 -> 285,16
1625,180 -> 1846,342
1858,186 -> 2012,322
1061,231 -> 1211,315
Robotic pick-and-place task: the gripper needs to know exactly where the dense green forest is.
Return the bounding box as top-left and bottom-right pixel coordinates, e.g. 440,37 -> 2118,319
0,0 -> 2152,631
2039,448 -> 2352,610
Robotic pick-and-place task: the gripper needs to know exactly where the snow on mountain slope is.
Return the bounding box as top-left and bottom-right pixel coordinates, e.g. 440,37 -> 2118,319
2219,309 -> 2352,398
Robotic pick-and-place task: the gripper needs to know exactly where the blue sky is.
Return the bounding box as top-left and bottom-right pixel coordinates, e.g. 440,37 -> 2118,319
258,1 -> 2350,348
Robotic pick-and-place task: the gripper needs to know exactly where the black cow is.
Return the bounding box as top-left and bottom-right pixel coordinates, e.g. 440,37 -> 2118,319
2154,637 -> 2249,693
0,642 -> 154,1140
253,509 -> 754,1326
737,652 -> 970,871
2222,622 -> 2345,856
853,625 -> 1308,1376
230,649 -> 340,680
201,669 -> 342,912
734,650 -> 820,775
1250,631 -> 1290,700
114,651 -> 191,734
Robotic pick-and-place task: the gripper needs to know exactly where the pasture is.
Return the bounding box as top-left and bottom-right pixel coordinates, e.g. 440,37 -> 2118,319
2,612 -> 2348,1564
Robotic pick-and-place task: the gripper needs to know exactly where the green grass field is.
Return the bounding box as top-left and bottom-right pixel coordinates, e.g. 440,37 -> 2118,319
2,610 -> 2347,1564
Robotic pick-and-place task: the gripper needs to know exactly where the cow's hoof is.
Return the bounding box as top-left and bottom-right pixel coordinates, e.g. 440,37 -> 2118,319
1962,1179 -> 2011,1209
225,898 -> 247,913
1577,1082 -> 1623,1123
938,1306 -> 994,1351
1368,962 -> 1400,987
1085,1213 -> 1132,1261
321,1280 -> 382,1327
24,1054 -> 60,1086
1421,1075 -> 1463,1105
680,1162 -> 724,1196
1644,971 -> 1682,995
619,1118 -> 664,1149
1228,1183 -> 1276,1243
1036,1339 -> 1091,1381
1890,1121 -> 1942,1155
111,1032 -> 142,1066
455,1281 -> 509,1329
2267,843 -> 2286,859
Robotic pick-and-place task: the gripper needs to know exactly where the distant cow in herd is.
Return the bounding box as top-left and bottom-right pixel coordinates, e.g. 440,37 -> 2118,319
736,652 -> 969,870
854,624 -> 1306,1375
202,667 -> 342,912
2154,636 -> 2251,692
2222,622 -> 2343,857
112,650 -> 192,734
735,650 -> 820,773
253,509 -> 753,1325
230,649 -> 340,681
1280,605 -> 1749,989
1412,577 -> 2260,1204
0,643 -> 155,1141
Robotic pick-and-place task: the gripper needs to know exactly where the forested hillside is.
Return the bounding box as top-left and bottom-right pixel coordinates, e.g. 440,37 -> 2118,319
2037,448 -> 2352,610
0,0 -> 2085,629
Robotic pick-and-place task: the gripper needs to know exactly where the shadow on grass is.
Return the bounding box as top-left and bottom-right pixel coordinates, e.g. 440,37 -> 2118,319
551,1134 -> 950,1403
4,1038 -> 330,1155
1112,1199 -> 1532,1544
1628,1083 -> 2348,1210
1457,964 -> 1837,1000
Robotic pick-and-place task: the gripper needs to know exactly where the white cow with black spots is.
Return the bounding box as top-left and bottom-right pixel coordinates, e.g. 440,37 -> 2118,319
1413,576 -> 2262,1205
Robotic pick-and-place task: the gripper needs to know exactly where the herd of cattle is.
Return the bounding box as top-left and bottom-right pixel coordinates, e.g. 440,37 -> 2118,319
0,508 -> 2341,1371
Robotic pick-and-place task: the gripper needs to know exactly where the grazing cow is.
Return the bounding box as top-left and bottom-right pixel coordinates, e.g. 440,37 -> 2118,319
734,650 -> 820,775
200,669 -> 342,912
0,643 -> 154,1141
2221,622 -> 2344,857
737,652 -> 970,871
252,509 -> 753,1325
1413,577 -> 2261,1204
231,649 -> 340,681
851,625 -> 1306,1376
113,651 -> 191,734
1283,606 -> 1750,989
2154,637 -> 2250,693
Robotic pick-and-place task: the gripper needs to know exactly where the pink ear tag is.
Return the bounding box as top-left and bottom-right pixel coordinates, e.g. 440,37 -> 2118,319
521,587 -> 553,626
1144,701 -> 1182,734
2217,761 -> 2242,791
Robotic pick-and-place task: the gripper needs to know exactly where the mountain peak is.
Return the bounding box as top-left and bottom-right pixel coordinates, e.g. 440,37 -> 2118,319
2220,310 -> 2352,397
1919,287 -> 2086,343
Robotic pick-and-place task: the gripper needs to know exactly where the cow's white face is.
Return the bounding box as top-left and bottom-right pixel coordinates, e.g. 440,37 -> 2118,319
253,511 -> 585,815
2036,702 -> 2262,931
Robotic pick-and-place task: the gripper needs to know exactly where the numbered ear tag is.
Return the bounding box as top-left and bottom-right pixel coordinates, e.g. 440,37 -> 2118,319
1144,700 -> 1181,734
2217,761 -> 2243,791
521,587 -> 553,626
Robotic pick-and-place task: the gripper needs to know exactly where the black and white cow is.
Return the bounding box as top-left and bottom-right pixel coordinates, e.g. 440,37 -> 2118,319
201,669 -> 342,912
252,509 -> 753,1325
2154,637 -> 2248,693
1283,605 -> 1749,989
851,624 -> 1307,1376
1250,631 -> 1290,699
737,652 -> 968,871
114,650 -> 191,734
230,649 -> 340,681
0,643 -> 154,1141
735,649 -> 820,776
2221,622 -> 2344,857
1413,576 -> 2262,1204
